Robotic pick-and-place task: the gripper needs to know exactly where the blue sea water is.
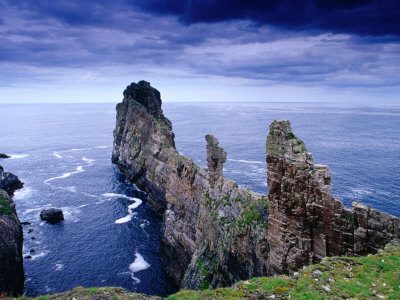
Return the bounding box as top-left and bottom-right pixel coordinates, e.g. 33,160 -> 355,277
0,102 -> 399,296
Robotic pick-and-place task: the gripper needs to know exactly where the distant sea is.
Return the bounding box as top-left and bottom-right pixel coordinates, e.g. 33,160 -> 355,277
0,102 -> 399,297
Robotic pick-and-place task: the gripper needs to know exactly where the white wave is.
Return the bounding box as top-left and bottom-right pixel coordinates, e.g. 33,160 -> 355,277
60,186 -> 77,193
44,166 -> 84,183
53,152 -> 62,158
9,154 -> 28,159
59,204 -> 87,222
22,206 -> 51,215
115,214 -> 133,224
228,159 -> 264,165
102,193 -> 141,202
129,253 -> 150,273
131,275 -> 141,284
96,146 -> 109,149
14,186 -> 34,200
76,204 -> 88,209
71,148 -> 85,151
82,157 -> 95,165
82,192 -> 99,199
128,200 -> 142,210
55,263 -> 64,271
112,194 -> 142,224
30,251 -> 48,260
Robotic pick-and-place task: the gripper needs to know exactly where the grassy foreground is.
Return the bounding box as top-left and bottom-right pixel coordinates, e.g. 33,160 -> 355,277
6,241 -> 400,300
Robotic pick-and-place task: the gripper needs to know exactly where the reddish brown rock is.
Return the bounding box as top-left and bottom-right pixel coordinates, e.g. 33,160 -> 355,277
266,120 -> 400,275
113,82 -> 400,290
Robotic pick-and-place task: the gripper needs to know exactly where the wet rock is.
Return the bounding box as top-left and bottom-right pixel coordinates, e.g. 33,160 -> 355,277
30,249 -> 35,254
40,208 -> 64,224
0,154 -> 10,159
28,228 -> 34,233
0,168 -> 24,196
21,221 -> 31,225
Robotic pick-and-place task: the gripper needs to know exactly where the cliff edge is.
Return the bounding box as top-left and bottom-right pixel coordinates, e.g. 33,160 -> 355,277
112,81 -> 400,291
0,166 -> 24,296
112,81 -> 269,288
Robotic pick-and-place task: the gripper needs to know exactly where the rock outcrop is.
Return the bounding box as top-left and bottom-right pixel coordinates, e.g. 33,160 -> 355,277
0,167 -> 24,296
0,153 -> 10,159
112,81 -> 269,288
266,120 -> 400,275
40,208 -> 64,224
0,166 -> 24,195
113,81 -> 400,291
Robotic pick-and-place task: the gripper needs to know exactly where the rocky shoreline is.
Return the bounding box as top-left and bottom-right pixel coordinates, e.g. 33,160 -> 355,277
112,81 -> 400,291
0,165 -> 24,296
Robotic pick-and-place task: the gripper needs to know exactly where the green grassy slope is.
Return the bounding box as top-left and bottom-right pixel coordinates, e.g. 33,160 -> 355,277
7,241 -> 399,300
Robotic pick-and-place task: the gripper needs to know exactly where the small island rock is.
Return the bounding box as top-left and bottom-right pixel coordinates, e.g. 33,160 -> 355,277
40,208 -> 64,224
0,154 -> 10,159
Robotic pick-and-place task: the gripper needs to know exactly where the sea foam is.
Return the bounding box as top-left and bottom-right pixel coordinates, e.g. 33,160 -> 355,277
44,166 -> 84,183
129,253 -> 150,273
9,154 -> 28,159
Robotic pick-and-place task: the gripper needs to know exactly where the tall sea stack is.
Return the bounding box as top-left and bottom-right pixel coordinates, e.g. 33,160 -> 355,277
266,120 -> 400,274
112,81 -> 400,290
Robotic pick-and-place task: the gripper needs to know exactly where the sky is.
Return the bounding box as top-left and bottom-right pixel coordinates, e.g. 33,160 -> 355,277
0,0 -> 399,103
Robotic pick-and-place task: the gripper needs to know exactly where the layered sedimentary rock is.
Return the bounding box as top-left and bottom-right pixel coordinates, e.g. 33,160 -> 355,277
0,167 -> 24,296
113,81 -> 400,290
266,120 -> 400,275
112,81 -> 269,288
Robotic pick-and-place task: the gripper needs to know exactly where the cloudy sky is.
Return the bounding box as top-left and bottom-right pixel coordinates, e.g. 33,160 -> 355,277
0,0 -> 399,103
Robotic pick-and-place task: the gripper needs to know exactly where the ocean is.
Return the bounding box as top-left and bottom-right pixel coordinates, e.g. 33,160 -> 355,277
0,102 -> 399,296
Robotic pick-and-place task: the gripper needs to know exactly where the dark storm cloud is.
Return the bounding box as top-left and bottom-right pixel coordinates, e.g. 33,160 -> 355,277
133,0 -> 400,36
0,0 -> 399,91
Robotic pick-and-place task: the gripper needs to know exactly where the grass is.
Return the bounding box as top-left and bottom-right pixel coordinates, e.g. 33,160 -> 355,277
167,241 -> 400,299
0,192 -> 12,216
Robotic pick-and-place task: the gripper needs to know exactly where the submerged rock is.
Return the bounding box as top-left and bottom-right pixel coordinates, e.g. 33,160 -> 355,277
40,208 -> 64,224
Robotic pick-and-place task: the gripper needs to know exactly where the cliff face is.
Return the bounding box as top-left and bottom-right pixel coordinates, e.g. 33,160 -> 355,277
266,120 -> 400,275
0,167 -> 24,296
113,81 -> 400,291
112,81 -> 269,288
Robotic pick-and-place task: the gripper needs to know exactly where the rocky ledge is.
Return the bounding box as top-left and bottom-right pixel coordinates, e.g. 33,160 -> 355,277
112,81 -> 400,291
0,166 -> 24,296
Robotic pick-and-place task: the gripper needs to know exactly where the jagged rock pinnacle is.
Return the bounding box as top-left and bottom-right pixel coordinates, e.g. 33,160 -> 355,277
205,134 -> 226,187
122,80 -> 163,119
